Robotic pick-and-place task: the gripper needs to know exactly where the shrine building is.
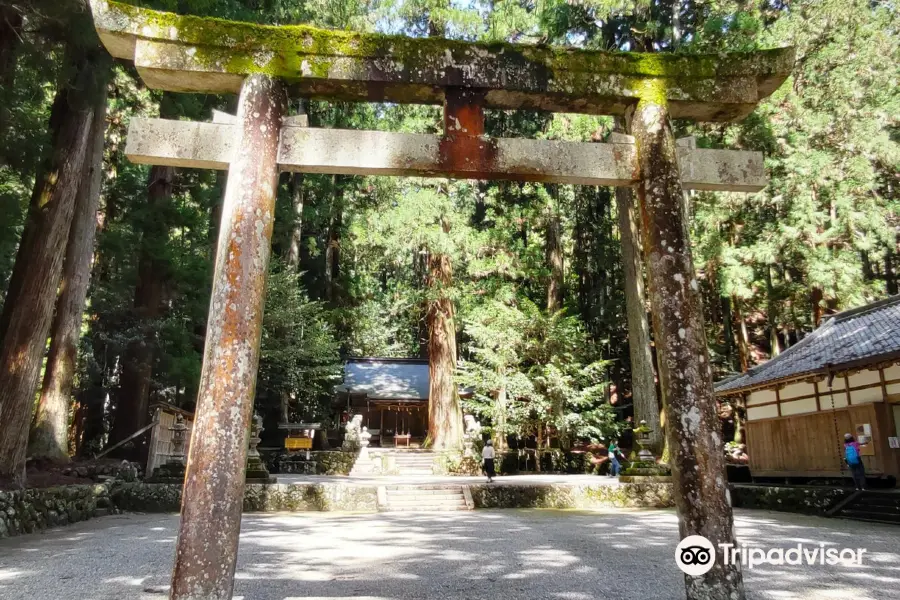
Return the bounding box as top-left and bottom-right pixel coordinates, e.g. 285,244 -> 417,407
716,295 -> 900,482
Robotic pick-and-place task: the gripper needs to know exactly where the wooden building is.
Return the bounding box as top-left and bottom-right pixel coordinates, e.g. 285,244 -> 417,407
716,296 -> 900,481
334,358 -> 430,447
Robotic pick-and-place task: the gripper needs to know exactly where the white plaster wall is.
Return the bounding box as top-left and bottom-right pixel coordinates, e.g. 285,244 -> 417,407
747,404 -> 779,421
886,382 -> 900,396
850,386 -> 882,404
848,369 -> 881,389
883,364 -> 900,382
818,390 -> 848,408
747,389 -> 776,407
780,381 -> 815,400
780,397 -> 818,416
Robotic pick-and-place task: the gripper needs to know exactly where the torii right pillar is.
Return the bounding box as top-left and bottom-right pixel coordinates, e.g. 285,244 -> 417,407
630,80 -> 742,599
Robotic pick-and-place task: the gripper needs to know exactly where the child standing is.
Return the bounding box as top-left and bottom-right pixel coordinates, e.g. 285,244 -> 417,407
844,433 -> 867,491
482,439 -> 496,483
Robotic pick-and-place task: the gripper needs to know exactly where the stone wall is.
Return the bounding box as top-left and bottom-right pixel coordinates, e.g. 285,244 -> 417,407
267,450 -> 356,475
730,485 -> 851,515
0,484 -> 114,539
471,483 -> 675,509
0,479 -> 856,540
110,481 -> 378,513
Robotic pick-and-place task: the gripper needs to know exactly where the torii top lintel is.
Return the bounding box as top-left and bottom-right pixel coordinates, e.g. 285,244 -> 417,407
91,0 -> 793,122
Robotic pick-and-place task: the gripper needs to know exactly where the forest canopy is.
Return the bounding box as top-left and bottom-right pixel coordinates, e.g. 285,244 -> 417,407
0,0 -> 897,473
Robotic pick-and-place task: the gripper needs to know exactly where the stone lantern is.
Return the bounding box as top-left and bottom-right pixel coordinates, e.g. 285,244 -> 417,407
633,420 -> 656,462
245,413 -> 276,484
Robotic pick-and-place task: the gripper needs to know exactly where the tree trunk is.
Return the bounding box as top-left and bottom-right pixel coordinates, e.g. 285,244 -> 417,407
28,55 -> 111,461
110,163 -> 174,453
286,173 -> 304,271
495,375 -> 508,452
765,266 -> 780,358
733,296 -> 750,372
0,44 -> 99,486
170,74 -> 287,600
545,206 -> 564,313
886,251 -> 898,296
426,246 -> 462,451
0,2 -> 23,159
324,176 -> 344,303
811,286 -> 824,327
720,296 -> 736,370
631,92 -> 744,600
614,120 -> 661,450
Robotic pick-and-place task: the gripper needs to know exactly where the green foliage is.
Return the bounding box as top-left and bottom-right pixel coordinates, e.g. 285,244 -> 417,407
458,290 -> 618,445
257,260 -> 342,422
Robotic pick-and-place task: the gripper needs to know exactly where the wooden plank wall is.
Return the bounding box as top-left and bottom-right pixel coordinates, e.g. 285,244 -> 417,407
746,403 -> 897,477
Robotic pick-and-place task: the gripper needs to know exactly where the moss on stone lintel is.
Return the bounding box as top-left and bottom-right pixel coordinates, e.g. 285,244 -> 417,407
95,1 -> 793,85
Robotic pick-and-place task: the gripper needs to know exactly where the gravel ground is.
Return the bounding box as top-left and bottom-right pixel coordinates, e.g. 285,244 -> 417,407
0,509 -> 897,600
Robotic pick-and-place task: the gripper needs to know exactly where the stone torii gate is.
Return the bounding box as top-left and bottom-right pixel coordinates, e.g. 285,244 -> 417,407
89,2 -> 792,599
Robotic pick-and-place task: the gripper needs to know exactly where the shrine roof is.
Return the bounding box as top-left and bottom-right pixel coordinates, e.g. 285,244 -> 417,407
716,295 -> 900,395
337,358 -> 429,401
90,0 -> 794,122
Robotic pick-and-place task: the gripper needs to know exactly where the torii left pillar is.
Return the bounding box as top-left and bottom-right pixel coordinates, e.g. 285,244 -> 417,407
170,74 -> 287,600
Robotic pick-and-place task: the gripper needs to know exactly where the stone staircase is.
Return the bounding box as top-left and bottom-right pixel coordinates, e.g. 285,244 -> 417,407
378,484 -> 473,512
830,491 -> 900,525
388,450 -> 436,476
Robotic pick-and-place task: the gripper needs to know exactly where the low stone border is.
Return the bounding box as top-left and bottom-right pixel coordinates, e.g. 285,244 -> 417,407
470,483 -> 675,509
729,484 -> 853,515
0,480 -> 860,540
0,483 -> 115,538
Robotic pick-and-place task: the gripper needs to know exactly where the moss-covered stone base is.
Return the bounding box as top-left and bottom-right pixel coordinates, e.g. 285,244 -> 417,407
0,484 -> 115,538
471,483 -> 675,509
730,485 -> 852,515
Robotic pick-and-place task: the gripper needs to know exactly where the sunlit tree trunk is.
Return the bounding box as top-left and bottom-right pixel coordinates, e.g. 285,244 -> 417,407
733,296 -> 750,372
545,204 -> 564,313
29,56 -> 111,460
426,234 -> 462,450
765,266 -> 780,358
615,118 -> 661,450
0,44 -> 99,485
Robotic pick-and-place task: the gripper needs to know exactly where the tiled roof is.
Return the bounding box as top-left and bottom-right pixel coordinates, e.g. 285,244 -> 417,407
337,358 -> 429,400
715,295 -> 900,394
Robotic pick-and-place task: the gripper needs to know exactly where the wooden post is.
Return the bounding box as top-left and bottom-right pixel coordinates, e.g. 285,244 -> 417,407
170,74 -> 287,600
630,83 -> 745,600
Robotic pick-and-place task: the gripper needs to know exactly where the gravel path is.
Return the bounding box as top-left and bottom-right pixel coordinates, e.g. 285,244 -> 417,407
0,509 -> 897,600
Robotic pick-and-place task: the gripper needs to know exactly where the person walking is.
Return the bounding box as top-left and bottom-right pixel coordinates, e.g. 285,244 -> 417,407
483,439 -> 496,483
607,439 -> 624,478
844,433 -> 867,491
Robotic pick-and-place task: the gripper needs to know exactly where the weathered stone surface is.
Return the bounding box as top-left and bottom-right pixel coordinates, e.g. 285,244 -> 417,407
730,485 -> 852,515
0,483 -> 115,539
470,483 -> 676,509
90,0 -> 793,121
170,74 -> 287,600
125,117 -> 766,191
632,89 -> 744,599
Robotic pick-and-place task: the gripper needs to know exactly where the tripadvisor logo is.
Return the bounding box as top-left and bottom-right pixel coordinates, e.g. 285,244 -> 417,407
675,535 -> 716,576
675,535 -> 868,575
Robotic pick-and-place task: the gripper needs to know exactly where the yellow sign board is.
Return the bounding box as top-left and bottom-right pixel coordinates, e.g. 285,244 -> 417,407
285,437 -> 313,450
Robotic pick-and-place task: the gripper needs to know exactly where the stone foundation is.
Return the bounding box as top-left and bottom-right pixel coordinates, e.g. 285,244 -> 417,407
0,484 -> 115,539
471,483 -> 676,509
0,480 -> 861,540
729,484 -> 853,515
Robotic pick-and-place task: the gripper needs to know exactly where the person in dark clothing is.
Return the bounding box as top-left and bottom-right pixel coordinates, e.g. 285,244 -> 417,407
482,439 -> 496,483
844,433 -> 867,491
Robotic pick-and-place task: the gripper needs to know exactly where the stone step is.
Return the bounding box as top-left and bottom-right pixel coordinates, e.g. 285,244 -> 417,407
382,505 -> 469,512
385,485 -> 464,491
387,494 -> 464,503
